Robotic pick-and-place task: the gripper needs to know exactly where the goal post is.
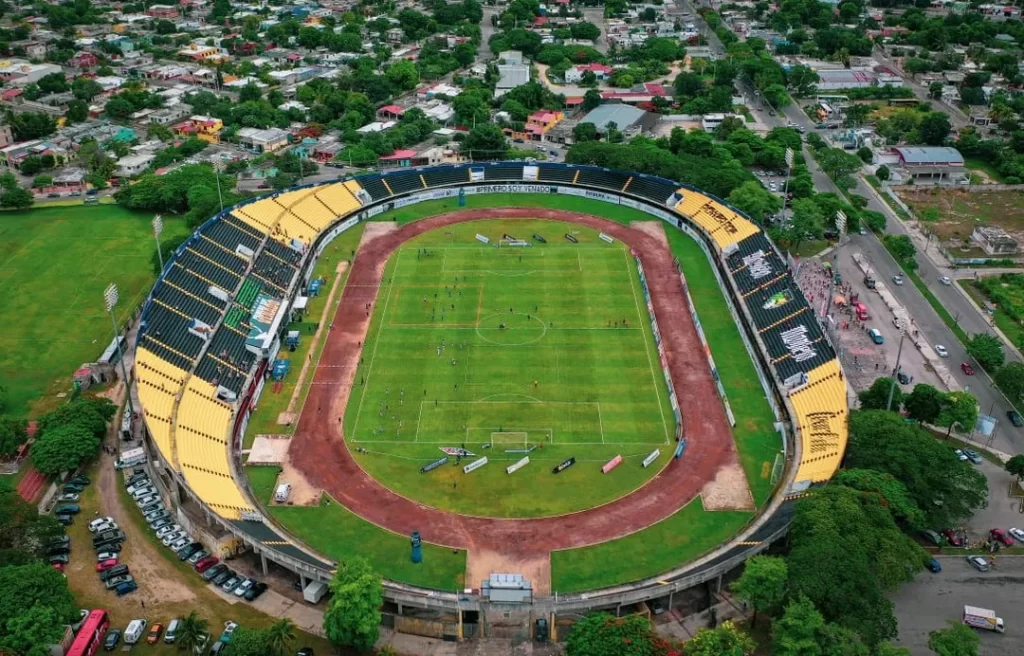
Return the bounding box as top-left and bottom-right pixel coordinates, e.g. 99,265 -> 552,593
490,432 -> 528,448
497,238 -> 531,248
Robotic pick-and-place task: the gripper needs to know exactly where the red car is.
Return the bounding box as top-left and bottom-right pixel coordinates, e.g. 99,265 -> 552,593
52,563 -> 65,573
96,558 -> 119,572
961,362 -> 975,375
194,556 -> 219,573
991,528 -> 1014,546
942,529 -> 965,547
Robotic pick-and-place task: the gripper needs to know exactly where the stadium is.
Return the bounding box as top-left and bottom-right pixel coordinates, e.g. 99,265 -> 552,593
133,161 -> 847,630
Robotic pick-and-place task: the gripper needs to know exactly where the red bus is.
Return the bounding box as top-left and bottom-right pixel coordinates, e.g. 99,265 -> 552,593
67,610 -> 109,656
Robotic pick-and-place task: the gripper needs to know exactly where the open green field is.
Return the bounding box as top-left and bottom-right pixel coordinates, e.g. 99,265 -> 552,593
345,219 -> 675,518
0,205 -> 188,416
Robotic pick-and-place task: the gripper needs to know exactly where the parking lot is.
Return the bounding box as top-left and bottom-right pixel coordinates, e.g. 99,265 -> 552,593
891,556 -> 1024,655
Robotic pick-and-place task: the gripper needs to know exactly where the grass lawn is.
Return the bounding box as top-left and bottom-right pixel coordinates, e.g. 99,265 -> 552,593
961,279 -> 1022,347
65,461 -> 334,656
963,157 -> 1007,184
345,219 -> 674,517
900,188 -> 1024,243
0,205 -> 188,416
247,465 -> 466,590
550,499 -> 752,593
242,224 -> 367,445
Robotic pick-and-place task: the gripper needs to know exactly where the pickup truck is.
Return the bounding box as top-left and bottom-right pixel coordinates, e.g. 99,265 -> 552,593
963,605 -> 1004,633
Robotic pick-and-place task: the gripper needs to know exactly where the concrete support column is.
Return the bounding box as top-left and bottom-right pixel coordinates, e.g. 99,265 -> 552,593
397,602 -> 403,615
300,573 -> 307,590
260,551 -> 268,576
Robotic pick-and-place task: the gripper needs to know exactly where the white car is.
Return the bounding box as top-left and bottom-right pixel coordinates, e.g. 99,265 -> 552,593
131,486 -> 156,500
169,538 -> 190,551
935,345 -> 949,358
233,579 -> 254,597
892,274 -> 904,285
954,449 -> 968,461
136,494 -> 159,507
91,521 -> 118,534
1009,527 -> 1024,543
88,517 -> 115,532
156,524 -> 181,538
939,276 -> 952,285
58,493 -> 80,502
161,531 -> 186,547
96,551 -> 119,562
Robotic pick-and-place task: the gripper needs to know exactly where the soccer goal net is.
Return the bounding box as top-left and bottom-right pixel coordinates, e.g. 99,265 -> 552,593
497,237 -> 531,248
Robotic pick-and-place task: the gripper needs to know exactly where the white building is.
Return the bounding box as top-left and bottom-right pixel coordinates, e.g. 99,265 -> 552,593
116,153 -> 156,177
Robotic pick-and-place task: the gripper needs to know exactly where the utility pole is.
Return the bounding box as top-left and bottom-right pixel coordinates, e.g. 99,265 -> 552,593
886,309 -> 910,412
214,161 -> 224,211
104,284 -> 134,417
782,147 -> 794,219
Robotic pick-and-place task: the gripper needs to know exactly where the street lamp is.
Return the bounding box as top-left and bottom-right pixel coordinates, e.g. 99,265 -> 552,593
214,161 -> 224,212
104,284 -> 134,416
886,309 -> 910,412
782,147 -> 794,218
152,215 -> 164,273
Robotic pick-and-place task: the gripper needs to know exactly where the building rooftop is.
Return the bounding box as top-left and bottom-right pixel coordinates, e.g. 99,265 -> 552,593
892,146 -> 964,166
580,104 -> 647,131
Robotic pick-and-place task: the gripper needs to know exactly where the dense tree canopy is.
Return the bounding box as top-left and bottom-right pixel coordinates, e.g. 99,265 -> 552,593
323,557 -> 382,651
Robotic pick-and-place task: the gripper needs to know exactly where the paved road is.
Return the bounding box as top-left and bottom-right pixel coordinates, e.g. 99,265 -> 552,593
871,46 -> 971,130
685,0 -> 1024,454
891,556 -> 1024,655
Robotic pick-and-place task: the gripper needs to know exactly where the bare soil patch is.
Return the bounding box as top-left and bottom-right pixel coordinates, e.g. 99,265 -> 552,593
632,221 -> 670,249
700,462 -> 755,511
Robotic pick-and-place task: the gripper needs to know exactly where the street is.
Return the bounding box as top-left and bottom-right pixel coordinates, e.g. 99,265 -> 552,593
679,0 -> 1024,454
891,556 -> 1024,655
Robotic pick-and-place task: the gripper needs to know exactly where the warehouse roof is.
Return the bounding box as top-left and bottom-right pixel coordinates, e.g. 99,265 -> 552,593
892,146 -> 964,166
580,104 -> 647,131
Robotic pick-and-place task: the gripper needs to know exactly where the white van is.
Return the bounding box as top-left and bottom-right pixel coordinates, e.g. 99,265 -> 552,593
125,619 -> 148,645
274,483 -> 291,503
165,619 -> 181,644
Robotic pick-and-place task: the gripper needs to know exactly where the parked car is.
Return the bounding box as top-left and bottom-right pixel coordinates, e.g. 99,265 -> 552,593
201,564 -> 226,581
967,555 -> 990,571
178,543 -> 202,560
92,540 -> 123,554
219,622 -> 239,643
91,521 -> 117,535
939,276 -> 952,285
96,558 -> 119,572
54,504 -> 80,515
68,474 -> 90,485
897,371 -> 913,385
103,628 -> 121,651
157,524 -> 182,539
188,550 -> 210,565
104,574 -> 133,590
221,575 -> 241,592
963,449 -> 982,465
48,535 -> 71,549
115,580 -> 138,596
62,483 -> 84,493
926,558 -> 942,573
211,569 -> 234,586
1009,527 -> 1024,543
49,553 -> 70,565
232,579 -> 254,599
867,328 -> 884,345
961,362 -> 975,375
161,531 -> 186,547
892,274 -> 904,285
58,493 -> 80,502
954,449 -> 968,461
131,486 -> 157,500
151,518 -> 172,531
991,528 -> 1014,546
93,530 -> 126,546
139,500 -> 163,513
136,494 -> 160,507
195,557 -> 219,573
124,619 -> 147,645
100,564 -> 129,582
56,514 -> 73,526
169,537 -> 190,551
244,582 -> 267,601
942,529 -> 965,547
47,545 -> 70,556
1008,410 -> 1024,427
165,619 -> 181,644
96,551 -> 119,562
935,345 -> 949,358
147,623 -> 164,644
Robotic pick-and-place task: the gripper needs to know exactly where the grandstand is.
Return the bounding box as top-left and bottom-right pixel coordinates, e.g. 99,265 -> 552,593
134,163 -> 847,602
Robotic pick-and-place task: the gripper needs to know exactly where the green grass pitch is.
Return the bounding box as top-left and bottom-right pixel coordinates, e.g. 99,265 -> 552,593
344,219 -> 676,518
0,205 -> 188,416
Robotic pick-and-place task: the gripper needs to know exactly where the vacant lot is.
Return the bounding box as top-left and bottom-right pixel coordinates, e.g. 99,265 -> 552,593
0,205 -> 188,415
899,188 -> 1024,252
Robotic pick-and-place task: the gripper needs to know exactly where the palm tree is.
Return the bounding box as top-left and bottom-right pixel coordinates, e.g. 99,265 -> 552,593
176,611 -> 209,653
266,618 -> 296,656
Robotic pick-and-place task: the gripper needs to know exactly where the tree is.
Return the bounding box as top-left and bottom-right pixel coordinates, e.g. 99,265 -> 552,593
5,111 -> 57,140
833,469 -> 925,529
573,122 -> 599,143
857,147 -> 873,163
848,410 -> 987,527
773,595 -> 825,656
385,60 -> 420,92
1005,454 -> 1024,482
685,621 -> 755,656
66,99 -> 88,123
223,628 -> 272,656
876,165 -> 890,181
903,384 -> 943,424
0,415 -> 28,457
995,362 -> 1024,403
19,156 -> 46,176
0,486 -> 64,565
36,72 -> 69,95
30,424 -> 99,475
858,377 -> 904,411
71,77 -> 103,101
731,556 -> 786,628
919,113 -> 952,146
265,618 -> 295,656
928,82 -> 944,99
0,563 -> 76,633
176,612 -> 210,654
566,613 -> 665,656
37,396 -> 115,437
882,234 -> 916,267
726,181 -> 783,223
582,88 -> 602,112
927,621 -> 979,656
0,605 -> 66,656
966,334 -> 1004,372
463,124 -> 508,160
817,148 -> 863,180
323,557 -> 382,651
0,187 -> 34,210
788,198 -> 825,252
787,484 -> 928,646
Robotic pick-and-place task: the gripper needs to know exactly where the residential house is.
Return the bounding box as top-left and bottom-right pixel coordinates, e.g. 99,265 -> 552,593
579,104 -> 652,136
0,124 -> 12,149
377,104 -> 406,121
0,60 -> 64,87
68,51 -> 99,69
496,64 -> 530,99
147,4 -> 179,19
12,41 -> 47,59
378,147 -> 447,169
236,127 -> 291,154
52,168 -> 86,191
172,115 -> 223,143
972,226 -> 1018,255
177,45 -> 226,62
116,153 -> 156,177
524,109 -> 564,140
564,63 -> 613,84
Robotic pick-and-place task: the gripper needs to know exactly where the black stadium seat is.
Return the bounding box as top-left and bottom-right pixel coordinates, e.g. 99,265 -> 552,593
576,168 -> 629,191
357,175 -> 391,201
423,167 -> 468,188
380,171 -> 421,195
625,176 -> 678,204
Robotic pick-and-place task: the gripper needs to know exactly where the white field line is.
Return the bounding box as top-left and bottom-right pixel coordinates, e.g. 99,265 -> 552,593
623,248 -> 671,445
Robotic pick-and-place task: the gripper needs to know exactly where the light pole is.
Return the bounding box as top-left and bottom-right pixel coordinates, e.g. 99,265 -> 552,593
104,283 -> 133,416
886,309 -> 910,412
782,147 -> 794,219
152,215 -> 164,273
214,161 -> 224,212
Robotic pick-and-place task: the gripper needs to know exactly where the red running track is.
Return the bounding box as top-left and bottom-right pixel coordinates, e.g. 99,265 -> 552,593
288,209 -> 736,556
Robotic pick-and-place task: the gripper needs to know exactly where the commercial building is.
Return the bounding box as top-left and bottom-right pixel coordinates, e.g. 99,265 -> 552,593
172,115 -> 223,143
0,60 -> 64,86
890,146 -> 966,183
579,104 -> 652,136
116,153 -> 156,177
237,127 -> 291,154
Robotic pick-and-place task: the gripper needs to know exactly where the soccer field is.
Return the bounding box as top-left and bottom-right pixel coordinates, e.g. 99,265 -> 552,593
344,219 -> 676,517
